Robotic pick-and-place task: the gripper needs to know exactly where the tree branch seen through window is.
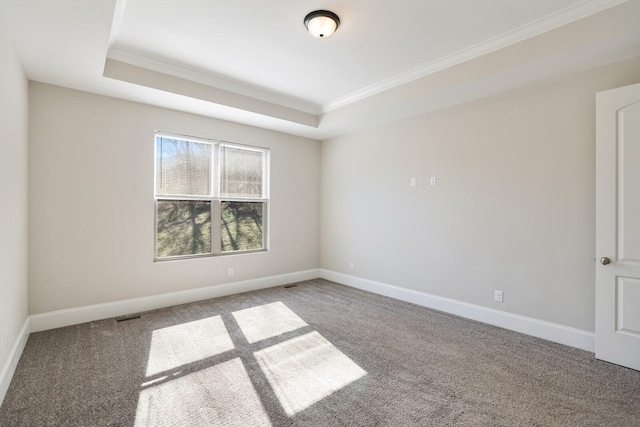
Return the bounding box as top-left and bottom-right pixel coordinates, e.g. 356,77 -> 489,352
154,134 -> 268,260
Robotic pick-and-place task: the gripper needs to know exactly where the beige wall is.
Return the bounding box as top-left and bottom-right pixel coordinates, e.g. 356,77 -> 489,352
321,56 -> 640,332
18,36 -> 640,336
28,83 -> 320,314
0,15 -> 29,368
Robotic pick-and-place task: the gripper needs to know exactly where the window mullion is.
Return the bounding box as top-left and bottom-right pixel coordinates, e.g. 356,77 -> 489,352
212,142 -> 220,198
156,194 -> 211,201
211,143 -> 221,255
212,199 -> 222,255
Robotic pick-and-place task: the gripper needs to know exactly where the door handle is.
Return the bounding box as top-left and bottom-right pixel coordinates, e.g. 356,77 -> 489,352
600,257 -> 611,265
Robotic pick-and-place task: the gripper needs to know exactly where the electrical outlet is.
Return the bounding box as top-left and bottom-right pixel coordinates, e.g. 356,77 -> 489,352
494,290 -> 503,303
430,176 -> 437,186
228,268 -> 234,277
410,177 -> 417,187
349,262 -> 354,271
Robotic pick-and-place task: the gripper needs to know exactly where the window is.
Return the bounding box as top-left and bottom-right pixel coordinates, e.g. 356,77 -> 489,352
154,133 -> 269,260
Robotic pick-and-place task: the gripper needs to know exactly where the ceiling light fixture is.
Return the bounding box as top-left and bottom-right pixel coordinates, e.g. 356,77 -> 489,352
304,10 -> 340,39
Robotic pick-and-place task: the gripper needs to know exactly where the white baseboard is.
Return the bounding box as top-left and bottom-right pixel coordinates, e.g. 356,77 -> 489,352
320,269 -> 595,352
3,268 -> 593,409
6,266 -> 595,405
30,269 -> 321,333
0,317 -> 30,407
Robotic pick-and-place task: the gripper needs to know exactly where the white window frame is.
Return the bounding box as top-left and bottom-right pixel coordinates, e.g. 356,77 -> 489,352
154,132 -> 269,261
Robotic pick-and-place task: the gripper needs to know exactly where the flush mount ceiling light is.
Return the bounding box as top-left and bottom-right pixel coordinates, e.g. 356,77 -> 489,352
304,10 -> 340,39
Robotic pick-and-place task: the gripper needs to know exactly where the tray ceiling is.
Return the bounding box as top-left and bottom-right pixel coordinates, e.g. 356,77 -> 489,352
1,0 -> 638,139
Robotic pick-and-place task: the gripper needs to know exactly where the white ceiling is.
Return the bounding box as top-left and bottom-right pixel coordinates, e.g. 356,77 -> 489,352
1,0 -> 638,139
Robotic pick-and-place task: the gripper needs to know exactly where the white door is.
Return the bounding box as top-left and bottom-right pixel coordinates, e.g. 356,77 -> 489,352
595,82 -> 640,371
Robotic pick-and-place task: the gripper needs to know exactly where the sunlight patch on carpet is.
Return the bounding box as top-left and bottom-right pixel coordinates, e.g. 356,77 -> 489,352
135,358 -> 271,426
254,331 -> 367,416
146,316 -> 234,376
233,301 -> 308,343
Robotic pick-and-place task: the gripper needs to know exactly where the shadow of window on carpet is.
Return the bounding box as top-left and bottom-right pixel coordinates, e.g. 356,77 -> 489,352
254,330 -> 367,416
232,301 -> 309,343
145,316 -> 235,376
133,301 -> 367,426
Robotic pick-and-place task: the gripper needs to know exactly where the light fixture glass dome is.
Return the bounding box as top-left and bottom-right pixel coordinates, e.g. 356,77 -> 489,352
304,10 -> 340,39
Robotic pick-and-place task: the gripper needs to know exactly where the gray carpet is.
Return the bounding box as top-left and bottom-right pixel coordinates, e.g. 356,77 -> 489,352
1,279 -> 639,426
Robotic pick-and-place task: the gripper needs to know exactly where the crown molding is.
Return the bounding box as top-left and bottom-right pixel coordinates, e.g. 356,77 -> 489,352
107,47 -> 320,115
321,0 -> 629,113
105,0 -> 628,123
107,0 -> 127,48
103,57 -> 319,127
